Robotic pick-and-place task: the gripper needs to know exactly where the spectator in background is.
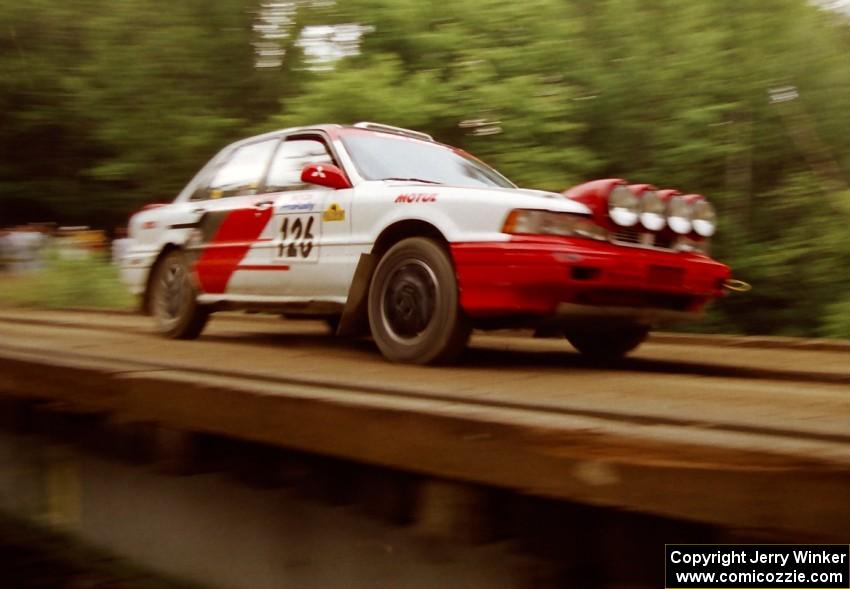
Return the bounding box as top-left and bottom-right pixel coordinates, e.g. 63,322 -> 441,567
5,226 -> 46,273
0,229 -> 10,272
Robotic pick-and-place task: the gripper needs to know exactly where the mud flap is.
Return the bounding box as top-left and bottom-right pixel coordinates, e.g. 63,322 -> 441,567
337,253 -> 377,337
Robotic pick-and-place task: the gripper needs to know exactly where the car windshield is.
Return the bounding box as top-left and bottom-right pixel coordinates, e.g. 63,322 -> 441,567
341,133 -> 515,189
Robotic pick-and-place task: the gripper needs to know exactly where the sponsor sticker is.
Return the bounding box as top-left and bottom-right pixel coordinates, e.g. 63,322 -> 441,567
280,202 -> 315,212
395,193 -> 437,204
277,193 -> 317,213
322,202 -> 346,222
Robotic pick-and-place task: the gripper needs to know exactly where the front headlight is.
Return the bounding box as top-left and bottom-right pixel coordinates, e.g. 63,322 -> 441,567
608,185 -> 639,227
667,195 -> 693,235
691,199 -> 717,237
639,191 -> 666,231
503,210 -> 608,240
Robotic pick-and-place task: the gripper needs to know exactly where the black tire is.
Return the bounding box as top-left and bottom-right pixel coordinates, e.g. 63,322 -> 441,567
324,315 -> 341,334
368,237 -> 470,364
149,250 -> 209,339
565,325 -> 649,361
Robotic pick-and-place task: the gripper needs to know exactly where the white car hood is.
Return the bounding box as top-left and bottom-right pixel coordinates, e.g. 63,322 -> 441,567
373,182 -> 591,215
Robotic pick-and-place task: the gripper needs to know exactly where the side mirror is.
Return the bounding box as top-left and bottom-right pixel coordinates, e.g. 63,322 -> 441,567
301,163 -> 352,190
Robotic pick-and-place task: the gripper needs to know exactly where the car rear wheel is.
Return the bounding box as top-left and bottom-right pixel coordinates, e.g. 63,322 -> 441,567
368,237 -> 470,364
150,250 -> 209,339
564,325 -> 649,361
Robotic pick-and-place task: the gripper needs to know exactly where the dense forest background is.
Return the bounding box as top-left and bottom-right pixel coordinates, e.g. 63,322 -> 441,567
2,0 -> 850,336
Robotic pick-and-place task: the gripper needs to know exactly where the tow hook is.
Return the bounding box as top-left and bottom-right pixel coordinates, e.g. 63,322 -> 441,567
723,278 -> 752,293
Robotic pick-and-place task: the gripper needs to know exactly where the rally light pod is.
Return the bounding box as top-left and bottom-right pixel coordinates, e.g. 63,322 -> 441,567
688,196 -> 717,237
562,179 -> 629,227
666,194 -> 693,235
629,184 -> 664,231
609,185 -> 640,227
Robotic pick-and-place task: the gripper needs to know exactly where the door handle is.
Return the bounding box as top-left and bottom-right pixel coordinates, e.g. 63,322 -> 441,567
254,200 -> 274,210
191,207 -> 206,214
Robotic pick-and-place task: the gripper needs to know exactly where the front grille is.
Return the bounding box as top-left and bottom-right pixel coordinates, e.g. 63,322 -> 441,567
613,227 -> 641,244
654,234 -> 675,249
611,229 -> 677,251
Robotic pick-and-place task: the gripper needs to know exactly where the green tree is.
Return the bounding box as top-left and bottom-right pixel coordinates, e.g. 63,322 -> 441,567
0,0 -> 102,221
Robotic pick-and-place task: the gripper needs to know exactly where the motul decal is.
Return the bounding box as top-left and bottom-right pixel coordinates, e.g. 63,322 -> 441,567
395,193 -> 437,204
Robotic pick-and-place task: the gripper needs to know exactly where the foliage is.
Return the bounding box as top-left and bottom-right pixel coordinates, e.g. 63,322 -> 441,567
1,0 -> 850,335
0,251 -> 135,310
822,295 -> 850,337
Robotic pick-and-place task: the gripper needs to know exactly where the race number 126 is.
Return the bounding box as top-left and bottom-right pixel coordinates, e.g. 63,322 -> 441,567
277,214 -> 319,261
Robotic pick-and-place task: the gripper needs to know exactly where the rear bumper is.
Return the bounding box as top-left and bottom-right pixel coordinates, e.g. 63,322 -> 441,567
119,249 -> 158,296
450,236 -> 731,322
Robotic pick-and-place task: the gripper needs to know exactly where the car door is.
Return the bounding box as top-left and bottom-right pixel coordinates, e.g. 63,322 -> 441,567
189,137 -> 280,296
237,134 -> 355,299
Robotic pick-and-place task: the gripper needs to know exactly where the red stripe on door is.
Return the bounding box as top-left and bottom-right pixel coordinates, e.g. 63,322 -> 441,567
237,264 -> 290,271
194,207 -> 273,294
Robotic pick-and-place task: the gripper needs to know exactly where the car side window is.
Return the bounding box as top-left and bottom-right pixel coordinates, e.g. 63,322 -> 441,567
264,138 -> 334,192
203,139 -> 278,200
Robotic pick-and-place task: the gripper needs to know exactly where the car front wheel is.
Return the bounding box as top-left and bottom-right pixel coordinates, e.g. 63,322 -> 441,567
564,325 -> 649,361
368,237 -> 470,364
149,250 -> 209,339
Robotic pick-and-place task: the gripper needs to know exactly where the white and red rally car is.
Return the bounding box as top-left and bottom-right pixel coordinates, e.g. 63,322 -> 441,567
122,122 -> 731,364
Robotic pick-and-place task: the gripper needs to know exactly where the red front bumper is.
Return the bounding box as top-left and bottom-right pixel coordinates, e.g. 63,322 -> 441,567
450,236 -> 731,320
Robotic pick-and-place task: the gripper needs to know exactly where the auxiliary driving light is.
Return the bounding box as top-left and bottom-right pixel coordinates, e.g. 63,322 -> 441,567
639,190 -> 666,231
691,198 -> 717,237
667,195 -> 693,235
608,185 -> 639,227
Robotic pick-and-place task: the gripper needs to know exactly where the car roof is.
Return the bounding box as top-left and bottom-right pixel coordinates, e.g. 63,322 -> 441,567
228,123 -> 441,149
226,124 -> 342,148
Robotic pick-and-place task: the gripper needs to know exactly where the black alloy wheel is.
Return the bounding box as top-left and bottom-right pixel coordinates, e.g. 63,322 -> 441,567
368,237 -> 470,364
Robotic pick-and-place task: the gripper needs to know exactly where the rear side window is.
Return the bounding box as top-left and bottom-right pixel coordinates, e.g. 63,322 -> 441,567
264,138 -> 334,192
205,139 -> 278,199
